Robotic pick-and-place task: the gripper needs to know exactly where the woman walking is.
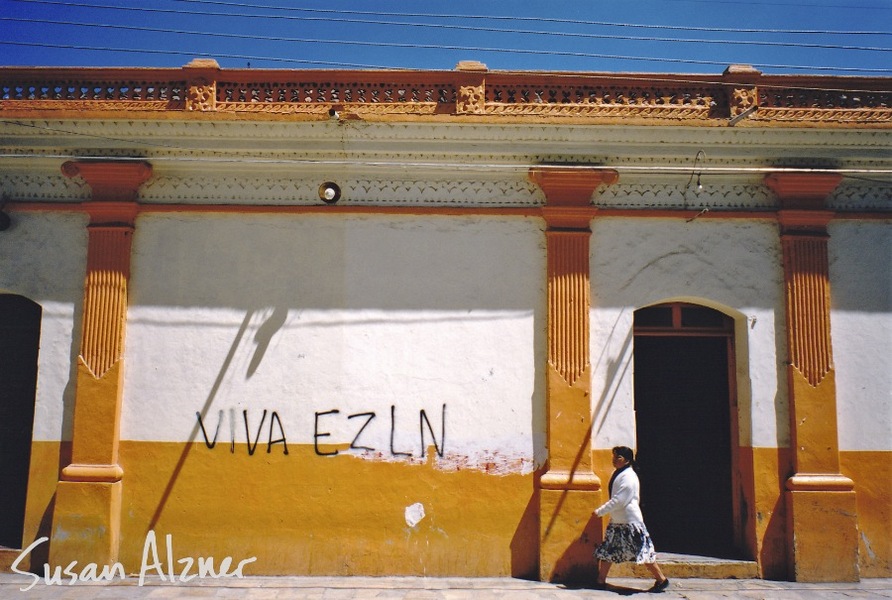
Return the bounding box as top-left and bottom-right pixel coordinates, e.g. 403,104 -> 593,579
594,446 -> 670,593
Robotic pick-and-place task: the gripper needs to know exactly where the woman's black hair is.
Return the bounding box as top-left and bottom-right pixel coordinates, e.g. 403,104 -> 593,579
607,446 -> 637,495
612,446 -> 635,465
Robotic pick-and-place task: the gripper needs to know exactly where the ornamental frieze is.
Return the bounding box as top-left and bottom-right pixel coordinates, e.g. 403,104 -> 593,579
0,100 -> 181,112
2,64 -> 890,126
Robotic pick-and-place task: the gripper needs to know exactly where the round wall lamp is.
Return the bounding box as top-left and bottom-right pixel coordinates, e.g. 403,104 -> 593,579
318,182 -> 341,204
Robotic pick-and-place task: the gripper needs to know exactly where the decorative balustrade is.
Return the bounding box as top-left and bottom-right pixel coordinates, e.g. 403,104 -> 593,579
754,85 -> 892,123
1,71 -> 186,110
481,73 -> 722,119
213,76 -> 456,115
1,62 -> 889,124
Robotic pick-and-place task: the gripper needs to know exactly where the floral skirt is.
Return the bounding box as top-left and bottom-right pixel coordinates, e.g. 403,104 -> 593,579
595,522 -> 658,564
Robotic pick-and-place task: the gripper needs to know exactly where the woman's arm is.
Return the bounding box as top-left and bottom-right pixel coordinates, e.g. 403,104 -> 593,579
595,472 -> 635,517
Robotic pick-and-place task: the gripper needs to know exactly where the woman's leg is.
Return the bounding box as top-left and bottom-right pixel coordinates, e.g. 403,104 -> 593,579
596,559 -> 612,584
645,562 -> 670,591
644,561 -> 666,581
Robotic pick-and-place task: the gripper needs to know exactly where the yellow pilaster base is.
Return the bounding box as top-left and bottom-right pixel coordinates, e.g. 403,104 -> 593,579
787,488 -> 859,582
49,480 -> 122,568
539,487 -> 600,583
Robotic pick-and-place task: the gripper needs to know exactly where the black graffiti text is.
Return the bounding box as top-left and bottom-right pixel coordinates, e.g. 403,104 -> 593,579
314,404 -> 446,458
196,404 -> 446,459
196,409 -> 288,455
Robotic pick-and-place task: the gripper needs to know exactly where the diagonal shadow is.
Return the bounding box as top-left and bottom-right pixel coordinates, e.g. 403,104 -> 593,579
247,306 -> 287,378
147,309 -> 254,532
542,368 -> 597,540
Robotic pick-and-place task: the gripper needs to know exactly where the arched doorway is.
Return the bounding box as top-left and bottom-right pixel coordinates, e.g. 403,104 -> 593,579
633,302 -> 740,558
0,294 -> 41,549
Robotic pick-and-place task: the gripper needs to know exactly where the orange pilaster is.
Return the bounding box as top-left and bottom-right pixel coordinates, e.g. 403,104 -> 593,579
766,172 -> 859,582
530,167 -> 618,582
49,161 -> 151,569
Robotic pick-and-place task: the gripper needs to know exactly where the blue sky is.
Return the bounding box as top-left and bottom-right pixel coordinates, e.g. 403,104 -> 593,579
1,0 -> 890,75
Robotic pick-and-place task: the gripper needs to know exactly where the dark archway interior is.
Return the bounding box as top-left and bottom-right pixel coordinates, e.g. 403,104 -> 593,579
0,295 -> 41,549
633,304 -> 738,558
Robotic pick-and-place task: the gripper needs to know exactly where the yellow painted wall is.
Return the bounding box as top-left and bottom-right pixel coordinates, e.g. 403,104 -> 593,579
21,441 -> 891,577
841,451 -> 892,577
748,447 -> 791,579
21,441 -> 537,577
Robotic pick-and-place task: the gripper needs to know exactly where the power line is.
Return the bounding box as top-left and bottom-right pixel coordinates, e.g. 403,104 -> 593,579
4,42 -> 890,95
0,41 -> 393,70
4,38 -> 890,75
169,0 -> 892,35
13,0 -> 892,36
651,0 -> 891,9
175,0 -> 892,34
6,0 -> 890,75
5,15 -> 890,55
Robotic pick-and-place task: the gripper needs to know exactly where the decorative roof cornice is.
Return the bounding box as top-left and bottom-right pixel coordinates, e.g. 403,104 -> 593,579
1,61 -> 890,127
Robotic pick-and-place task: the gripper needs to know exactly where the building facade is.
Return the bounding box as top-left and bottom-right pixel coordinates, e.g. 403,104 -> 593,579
0,61 -> 889,582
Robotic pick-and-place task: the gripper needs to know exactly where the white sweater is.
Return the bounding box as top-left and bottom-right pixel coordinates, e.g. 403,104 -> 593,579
595,467 -> 645,524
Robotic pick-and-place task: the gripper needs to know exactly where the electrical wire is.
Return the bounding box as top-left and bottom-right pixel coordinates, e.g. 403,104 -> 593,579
2,37 -> 890,75
0,41 -> 393,70
17,0 -> 889,36
5,15 -> 890,54
4,0 -> 891,75
3,40 -> 892,94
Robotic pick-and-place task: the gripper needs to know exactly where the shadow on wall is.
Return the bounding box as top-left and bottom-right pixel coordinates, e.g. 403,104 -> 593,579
30,442 -> 72,571
510,477 -> 542,580
552,512 -> 601,584
149,309 -> 257,532
760,447 -> 793,580
247,306 -> 288,378
508,474 -> 604,583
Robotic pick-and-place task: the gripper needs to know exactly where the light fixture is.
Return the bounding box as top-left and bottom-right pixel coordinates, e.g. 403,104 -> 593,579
687,150 -> 706,193
318,182 -> 341,204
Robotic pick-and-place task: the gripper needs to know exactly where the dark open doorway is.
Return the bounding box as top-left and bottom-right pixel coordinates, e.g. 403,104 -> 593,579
0,294 -> 41,549
633,303 -> 740,559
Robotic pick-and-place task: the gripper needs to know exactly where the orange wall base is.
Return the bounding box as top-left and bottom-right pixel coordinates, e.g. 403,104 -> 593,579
19,441 -> 892,578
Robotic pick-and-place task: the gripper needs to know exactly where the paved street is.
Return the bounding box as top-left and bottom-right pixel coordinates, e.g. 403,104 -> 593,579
1,574 -> 890,599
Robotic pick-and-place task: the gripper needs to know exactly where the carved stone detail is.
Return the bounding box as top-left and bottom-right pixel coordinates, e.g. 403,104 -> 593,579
457,84 -> 486,114
547,231 -> 590,386
215,102 -> 442,116
731,87 -> 758,117
0,100 -> 180,112
753,108 -> 892,123
61,161 -> 153,203
186,77 -> 216,112
767,171 -> 842,388
781,234 -> 833,387
80,226 -> 133,378
138,175 -> 545,206
61,161 -> 151,377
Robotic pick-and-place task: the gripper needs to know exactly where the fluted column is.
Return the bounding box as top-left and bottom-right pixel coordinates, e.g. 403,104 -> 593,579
766,172 -> 859,582
530,167 -> 618,582
50,160 -> 151,568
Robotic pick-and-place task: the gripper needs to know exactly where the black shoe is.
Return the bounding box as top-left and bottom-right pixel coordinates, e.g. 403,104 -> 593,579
593,581 -> 609,590
649,578 -> 669,593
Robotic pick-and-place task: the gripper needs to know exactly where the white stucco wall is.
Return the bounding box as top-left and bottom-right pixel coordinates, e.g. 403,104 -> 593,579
0,211 -> 87,441
829,220 -> 892,452
590,217 -> 788,449
122,213 -> 547,473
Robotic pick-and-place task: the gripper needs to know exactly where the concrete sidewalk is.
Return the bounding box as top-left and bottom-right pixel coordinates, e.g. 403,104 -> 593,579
1,574 -> 890,599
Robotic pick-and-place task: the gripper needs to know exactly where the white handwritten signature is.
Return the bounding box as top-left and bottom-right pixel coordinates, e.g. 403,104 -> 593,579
11,531 -> 257,591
